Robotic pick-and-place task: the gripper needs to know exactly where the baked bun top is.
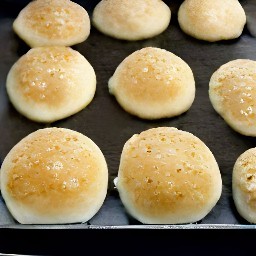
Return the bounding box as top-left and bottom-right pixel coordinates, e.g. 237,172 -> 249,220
92,0 -> 171,40
6,46 -> 96,123
0,128 -> 108,224
116,127 -> 222,224
209,59 -> 256,136
178,0 -> 246,42
233,148 -> 256,223
109,47 -> 195,119
13,0 -> 90,47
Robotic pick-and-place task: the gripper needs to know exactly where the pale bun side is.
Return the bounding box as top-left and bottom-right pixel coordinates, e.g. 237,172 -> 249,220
109,47 -> 195,120
209,59 -> 256,136
0,128 -> 108,224
6,46 -> 96,123
178,0 -> 246,42
233,148 -> 256,223
116,127 -> 222,224
92,0 -> 171,41
13,0 -> 90,47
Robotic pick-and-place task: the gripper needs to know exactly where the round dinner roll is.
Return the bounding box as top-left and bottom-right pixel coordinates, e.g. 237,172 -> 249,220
0,128 -> 108,224
178,0 -> 246,42
209,59 -> 256,136
13,0 -> 90,47
108,47 -> 195,119
233,148 -> 256,223
92,0 -> 171,40
6,46 -> 96,123
116,127 -> 222,224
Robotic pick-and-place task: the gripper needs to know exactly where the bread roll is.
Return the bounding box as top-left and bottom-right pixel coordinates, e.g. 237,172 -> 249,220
233,148 -> 256,223
109,47 -> 195,119
116,127 -> 222,224
6,46 -> 96,123
92,0 -> 171,40
13,0 -> 90,47
0,128 -> 108,224
209,59 -> 256,136
178,0 -> 246,42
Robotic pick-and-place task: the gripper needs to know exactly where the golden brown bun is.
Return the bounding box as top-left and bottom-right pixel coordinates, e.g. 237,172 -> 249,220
6,46 -> 96,123
233,148 -> 256,223
209,59 -> 256,136
178,0 -> 246,42
13,0 -> 90,47
109,47 -> 195,119
92,0 -> 171,40
0,128 -> 108,224
116,127 -> 222,224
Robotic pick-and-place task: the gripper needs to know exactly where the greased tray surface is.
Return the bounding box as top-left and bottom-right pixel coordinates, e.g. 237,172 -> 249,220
0,0 -> 256,229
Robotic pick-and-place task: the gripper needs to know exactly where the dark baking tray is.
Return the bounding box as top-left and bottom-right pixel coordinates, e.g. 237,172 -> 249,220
0,0 -> 256,229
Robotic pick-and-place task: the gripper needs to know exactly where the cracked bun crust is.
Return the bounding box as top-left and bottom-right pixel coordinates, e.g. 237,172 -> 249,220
0,128 -> 108,224
116,127 -> 222,224
13,0 -> 90,47
209,59 -> 256,136
6,46 -> 96,123
92,0 -> 171,40
109,47 -> 195,120
178,0 -> 246,42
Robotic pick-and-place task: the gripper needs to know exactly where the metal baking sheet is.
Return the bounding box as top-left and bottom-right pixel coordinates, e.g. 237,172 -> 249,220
0,0 -> 256,229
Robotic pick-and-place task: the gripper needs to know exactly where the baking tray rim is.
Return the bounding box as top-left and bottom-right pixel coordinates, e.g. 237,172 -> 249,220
0,224 -> 255,230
